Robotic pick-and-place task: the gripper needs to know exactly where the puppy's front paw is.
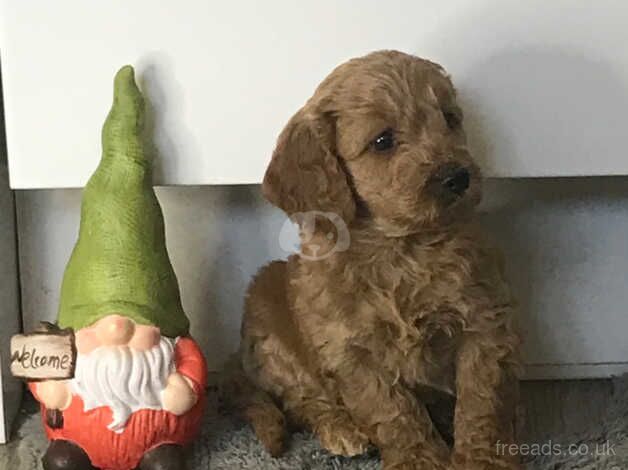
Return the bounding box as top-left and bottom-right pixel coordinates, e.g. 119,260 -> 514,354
316,418 -> 369,457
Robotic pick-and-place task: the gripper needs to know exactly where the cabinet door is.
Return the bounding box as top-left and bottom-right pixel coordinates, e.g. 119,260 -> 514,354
2,1 -> 628,188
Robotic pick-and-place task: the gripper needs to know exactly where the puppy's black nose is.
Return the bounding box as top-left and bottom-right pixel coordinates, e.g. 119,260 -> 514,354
442,168 -> 470,196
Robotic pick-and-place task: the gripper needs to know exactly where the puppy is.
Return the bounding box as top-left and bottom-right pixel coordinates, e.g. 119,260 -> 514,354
237,50 -> 521,470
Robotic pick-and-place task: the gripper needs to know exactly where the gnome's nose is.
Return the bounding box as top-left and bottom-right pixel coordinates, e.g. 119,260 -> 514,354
96,314 -> 135,345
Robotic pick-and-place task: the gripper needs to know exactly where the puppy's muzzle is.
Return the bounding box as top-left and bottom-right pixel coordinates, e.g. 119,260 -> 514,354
442,167 -> 470,196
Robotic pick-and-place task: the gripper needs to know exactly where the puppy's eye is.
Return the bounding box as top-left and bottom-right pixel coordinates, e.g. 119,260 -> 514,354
443,110 -> 461,130
370,129 -> 396,153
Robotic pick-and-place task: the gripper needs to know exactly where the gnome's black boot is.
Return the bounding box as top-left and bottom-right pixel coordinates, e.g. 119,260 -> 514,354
138,444 -> 187,470
42,439 -> 96,470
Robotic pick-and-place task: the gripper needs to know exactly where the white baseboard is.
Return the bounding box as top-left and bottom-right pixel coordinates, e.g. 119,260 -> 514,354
525,362 -> 628,380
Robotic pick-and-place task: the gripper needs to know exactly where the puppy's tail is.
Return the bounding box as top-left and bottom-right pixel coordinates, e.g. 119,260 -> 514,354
219,353 -> 287,457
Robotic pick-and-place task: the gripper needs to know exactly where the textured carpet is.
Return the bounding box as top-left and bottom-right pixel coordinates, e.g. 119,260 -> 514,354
2,378 -> 628,469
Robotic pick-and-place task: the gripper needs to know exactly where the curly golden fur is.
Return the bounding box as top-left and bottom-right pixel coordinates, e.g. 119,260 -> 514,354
236,50 -> 521,469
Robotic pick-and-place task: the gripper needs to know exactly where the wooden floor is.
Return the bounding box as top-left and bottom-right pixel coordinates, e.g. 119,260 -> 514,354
518,379 -> 614,443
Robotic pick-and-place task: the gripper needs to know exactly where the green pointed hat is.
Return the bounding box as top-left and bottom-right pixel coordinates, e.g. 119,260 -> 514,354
57,65 -> 189,338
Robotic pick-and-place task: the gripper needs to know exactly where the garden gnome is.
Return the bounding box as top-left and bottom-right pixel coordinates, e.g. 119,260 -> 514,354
29,66 -> 207,470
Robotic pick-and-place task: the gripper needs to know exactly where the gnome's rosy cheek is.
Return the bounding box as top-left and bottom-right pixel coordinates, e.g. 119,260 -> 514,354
75,327 -> 99,355
128,325 -> 161,351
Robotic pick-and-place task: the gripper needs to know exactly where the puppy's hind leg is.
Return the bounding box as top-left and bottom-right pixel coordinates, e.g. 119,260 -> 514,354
281,382 -> 370,457
220,354 -> 287,457
242,261 -> 369,457
244,330 -> 369,457
244,395 -> 286,458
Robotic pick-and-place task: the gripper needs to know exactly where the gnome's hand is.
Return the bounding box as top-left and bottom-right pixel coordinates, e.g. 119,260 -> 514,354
35,380 -> 72,410
161,372 -> 198,415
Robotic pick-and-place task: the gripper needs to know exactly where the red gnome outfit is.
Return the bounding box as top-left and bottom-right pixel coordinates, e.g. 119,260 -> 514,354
31,338 -> 207,470
29,66 -> 207,470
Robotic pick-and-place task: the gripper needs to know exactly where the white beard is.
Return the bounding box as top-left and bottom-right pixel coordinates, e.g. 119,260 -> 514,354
70,336 -> 176,433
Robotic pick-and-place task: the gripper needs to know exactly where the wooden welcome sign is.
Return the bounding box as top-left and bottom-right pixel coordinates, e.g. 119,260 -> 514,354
10,322 -> 76,381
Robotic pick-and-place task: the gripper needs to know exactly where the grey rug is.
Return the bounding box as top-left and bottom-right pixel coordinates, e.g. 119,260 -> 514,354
2,378 -> 628,470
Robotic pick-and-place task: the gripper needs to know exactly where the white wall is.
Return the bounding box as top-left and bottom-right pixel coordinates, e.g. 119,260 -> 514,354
15,179 -> 628,379
481,178 -> 628,378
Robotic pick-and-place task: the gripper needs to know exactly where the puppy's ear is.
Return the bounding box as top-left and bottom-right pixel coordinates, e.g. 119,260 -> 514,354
263,110 -> 355,224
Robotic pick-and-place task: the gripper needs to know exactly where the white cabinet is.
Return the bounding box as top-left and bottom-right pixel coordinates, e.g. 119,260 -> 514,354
2,1 -> 628,188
